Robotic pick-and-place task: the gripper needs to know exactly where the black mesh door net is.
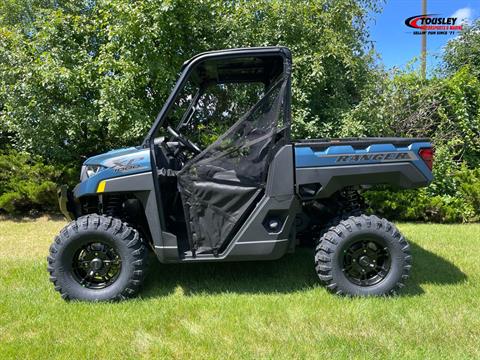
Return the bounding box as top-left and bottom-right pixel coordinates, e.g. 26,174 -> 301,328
177,78 -> 288,254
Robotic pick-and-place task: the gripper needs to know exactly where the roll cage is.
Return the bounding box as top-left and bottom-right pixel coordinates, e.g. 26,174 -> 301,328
144,47 -> 293,233
143,46 -> 292,146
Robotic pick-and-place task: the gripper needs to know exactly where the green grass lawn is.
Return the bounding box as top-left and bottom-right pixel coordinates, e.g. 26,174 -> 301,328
0,217 -> 479,359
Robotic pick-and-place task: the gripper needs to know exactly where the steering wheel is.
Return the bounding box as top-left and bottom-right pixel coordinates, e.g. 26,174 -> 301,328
167,126 -> 202,155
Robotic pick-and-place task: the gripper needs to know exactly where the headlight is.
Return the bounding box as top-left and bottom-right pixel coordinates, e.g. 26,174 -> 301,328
81,165 -> 106,181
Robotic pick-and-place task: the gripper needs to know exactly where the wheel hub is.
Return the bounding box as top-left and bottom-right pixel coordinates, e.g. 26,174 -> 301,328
359,255 -> 373,268
90,258 -> 103,271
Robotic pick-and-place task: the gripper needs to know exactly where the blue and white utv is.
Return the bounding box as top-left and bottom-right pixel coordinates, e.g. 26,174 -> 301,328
49,47 -> 434,301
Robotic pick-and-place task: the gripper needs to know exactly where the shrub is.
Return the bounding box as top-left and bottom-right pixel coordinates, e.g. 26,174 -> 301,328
364,166 -> 480,223
0,151 -> 73,215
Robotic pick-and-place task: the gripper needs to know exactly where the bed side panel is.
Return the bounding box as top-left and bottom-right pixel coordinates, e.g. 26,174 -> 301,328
294,142 -> 433,199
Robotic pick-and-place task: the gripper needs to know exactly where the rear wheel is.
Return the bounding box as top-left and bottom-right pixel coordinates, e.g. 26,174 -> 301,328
48,214 -> 148,301
314,215 -> 411,296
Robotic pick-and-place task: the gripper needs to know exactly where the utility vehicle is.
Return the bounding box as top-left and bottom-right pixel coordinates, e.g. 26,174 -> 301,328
48,47 -> 434,301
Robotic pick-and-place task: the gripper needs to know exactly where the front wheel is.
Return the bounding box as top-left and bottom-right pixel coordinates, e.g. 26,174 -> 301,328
315,215 -> 411,296
47,215 -> 148,301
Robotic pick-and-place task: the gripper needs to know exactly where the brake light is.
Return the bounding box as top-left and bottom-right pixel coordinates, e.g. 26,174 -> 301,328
419,148 -> 434,170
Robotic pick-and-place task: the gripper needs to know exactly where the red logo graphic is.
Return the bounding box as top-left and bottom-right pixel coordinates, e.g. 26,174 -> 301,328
405,14 -> 463,34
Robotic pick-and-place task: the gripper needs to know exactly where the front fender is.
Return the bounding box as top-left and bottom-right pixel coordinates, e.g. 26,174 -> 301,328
69,172 -> 167,260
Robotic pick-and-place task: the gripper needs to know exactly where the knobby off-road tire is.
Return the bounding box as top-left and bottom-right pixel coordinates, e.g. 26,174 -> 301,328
315,215 -> 411,296
48,214 -> 148,301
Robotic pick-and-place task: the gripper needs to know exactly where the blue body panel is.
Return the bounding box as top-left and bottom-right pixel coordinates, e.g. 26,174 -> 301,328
75,147 -> 152,197
74,140 -> 433,197
83,147 -> 147,166
295,142 -> 433,181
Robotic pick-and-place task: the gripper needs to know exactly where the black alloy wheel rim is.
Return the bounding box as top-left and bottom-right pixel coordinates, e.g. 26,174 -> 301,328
341,236 -> 391,286
72,242 -> 122,289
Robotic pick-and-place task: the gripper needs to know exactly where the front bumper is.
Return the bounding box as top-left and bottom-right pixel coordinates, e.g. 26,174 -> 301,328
58,185 -> 79,221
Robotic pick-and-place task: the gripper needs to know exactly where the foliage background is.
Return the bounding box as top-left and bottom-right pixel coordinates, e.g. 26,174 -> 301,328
0,0 -> 479,221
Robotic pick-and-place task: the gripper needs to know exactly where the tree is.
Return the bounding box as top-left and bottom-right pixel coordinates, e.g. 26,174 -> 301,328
443,19 -> 480,77
0,0 -> 379,164
339,20 -> 480,222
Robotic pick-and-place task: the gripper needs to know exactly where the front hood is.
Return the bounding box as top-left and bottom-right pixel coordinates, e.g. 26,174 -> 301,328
75,146 -> 152,196
84,146 -> 148,167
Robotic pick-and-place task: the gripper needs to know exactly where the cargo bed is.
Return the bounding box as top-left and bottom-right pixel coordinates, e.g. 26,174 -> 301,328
293,137 -> 433,198
294,137 -> 430,150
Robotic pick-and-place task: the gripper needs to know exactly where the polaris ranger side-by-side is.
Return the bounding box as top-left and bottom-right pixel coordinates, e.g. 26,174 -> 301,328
49,47 -> 434,301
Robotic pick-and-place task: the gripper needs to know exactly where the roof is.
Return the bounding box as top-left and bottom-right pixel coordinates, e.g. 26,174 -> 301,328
181,46 -> 292,71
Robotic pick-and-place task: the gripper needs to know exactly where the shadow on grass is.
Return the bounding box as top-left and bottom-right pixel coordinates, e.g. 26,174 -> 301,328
141,242 -> 467,298
402,242 -> 467,295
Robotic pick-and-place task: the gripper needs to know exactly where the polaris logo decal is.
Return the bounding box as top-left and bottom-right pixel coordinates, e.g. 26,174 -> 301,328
333,152 -> 415,163
112,157 -> 146,172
